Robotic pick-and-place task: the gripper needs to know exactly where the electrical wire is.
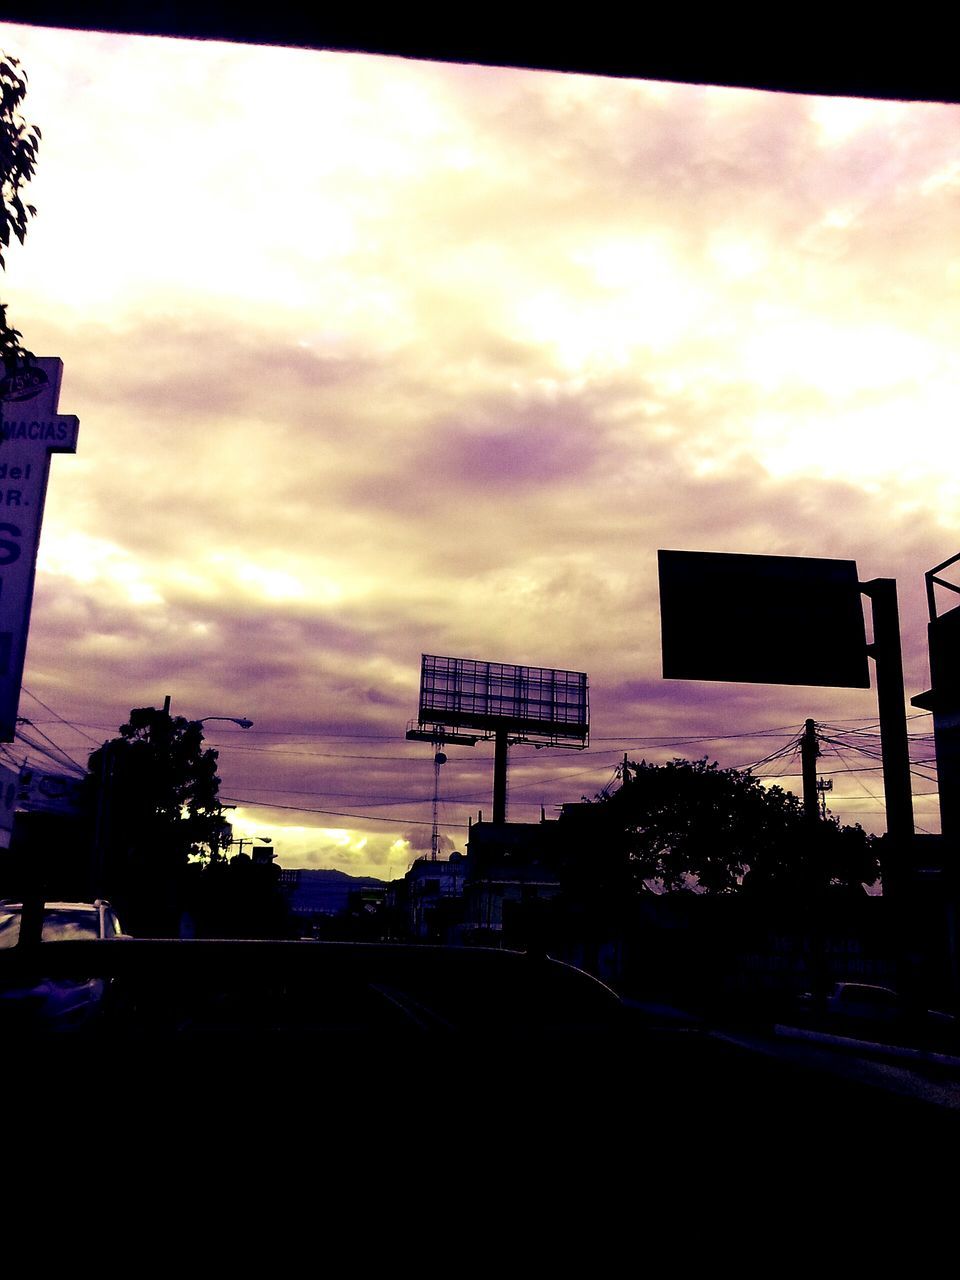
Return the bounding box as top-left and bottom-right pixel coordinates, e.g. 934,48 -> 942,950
17,718 -> 86,770
220,795 -> 460,828
20,686 -> 102,746
735,730 -> 805,773
820,731 -> 939,784
823,739 -> 885,811
14,725 -> 86,776
16,692 -> 947,835
231,757 -> 621,809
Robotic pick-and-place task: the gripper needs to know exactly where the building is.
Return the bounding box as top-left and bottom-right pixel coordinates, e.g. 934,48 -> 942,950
462,819 -> 562,946
403,851 -> 467,941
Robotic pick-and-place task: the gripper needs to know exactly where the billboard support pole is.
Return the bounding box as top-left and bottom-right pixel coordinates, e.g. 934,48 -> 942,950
493,729 -> 508,825
911,555 -> 960,997
861,578 -> 914,893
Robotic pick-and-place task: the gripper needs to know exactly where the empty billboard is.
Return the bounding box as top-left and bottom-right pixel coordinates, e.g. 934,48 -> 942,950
416,654 -> 589,744
658,549 -> 870,689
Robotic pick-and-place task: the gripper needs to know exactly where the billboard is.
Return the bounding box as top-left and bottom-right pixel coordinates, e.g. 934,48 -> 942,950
0,358 -> 79,740
416,655 -> 589,745
658,549 -> 870,689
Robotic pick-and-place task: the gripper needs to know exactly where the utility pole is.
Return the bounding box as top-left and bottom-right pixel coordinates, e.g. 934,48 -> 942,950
91,738 -> 117,898
911,553 -> 960,998
800,720 -> 830,1003
800,719 -> 820,822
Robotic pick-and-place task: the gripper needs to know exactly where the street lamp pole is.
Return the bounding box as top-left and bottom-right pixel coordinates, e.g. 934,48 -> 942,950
159,696 -> 254,733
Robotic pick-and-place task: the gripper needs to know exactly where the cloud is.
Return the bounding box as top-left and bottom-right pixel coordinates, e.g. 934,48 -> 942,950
2,27 -> 956,863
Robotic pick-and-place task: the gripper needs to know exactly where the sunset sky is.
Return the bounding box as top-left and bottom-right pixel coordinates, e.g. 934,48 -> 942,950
0,22 -> 957,877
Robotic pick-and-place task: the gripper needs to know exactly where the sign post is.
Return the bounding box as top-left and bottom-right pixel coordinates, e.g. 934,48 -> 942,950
0,358 -> 79,740
658,549 -> 914,891
860,577 -> 915,871
911,552 -> 960,995
912,554 -> 960,846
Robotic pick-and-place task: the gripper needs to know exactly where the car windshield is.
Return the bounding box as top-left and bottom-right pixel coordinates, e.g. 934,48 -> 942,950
836,986 -> 899,1008
0,907 -> 101,948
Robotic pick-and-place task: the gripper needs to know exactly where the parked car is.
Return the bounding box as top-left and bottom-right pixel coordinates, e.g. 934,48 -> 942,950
0,899 -> 127,1030
796,981 -> 957,1048
0,935 -> 629,1042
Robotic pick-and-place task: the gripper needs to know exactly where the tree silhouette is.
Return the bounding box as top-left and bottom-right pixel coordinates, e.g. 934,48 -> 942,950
86,707 -> 232,933
185,850 -> 292,940
0,52 -> 40,371
561,757 -> 879,900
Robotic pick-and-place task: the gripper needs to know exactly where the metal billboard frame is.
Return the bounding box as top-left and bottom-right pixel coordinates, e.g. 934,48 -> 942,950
416,654 -> 589,748
411,654 -> 589,827
657,549 -> 914,888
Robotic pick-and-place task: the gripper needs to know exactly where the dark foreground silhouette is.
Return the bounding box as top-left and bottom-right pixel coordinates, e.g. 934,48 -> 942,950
0,937 -> 623,1040
3,935 -> 959,1150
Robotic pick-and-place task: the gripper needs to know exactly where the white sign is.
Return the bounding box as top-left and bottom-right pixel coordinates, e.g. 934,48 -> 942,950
16,764 -> 84,816
0,761 -> 18,847
0,358 -> 78,740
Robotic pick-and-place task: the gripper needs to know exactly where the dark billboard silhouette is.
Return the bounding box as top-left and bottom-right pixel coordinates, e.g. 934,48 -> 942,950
658,549 -> 870,689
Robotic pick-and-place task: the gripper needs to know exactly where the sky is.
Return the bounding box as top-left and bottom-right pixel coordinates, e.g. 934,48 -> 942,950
0,22 -> 958,877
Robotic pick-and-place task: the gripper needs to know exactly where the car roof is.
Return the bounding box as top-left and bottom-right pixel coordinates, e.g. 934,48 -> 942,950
834,982 -> 897,994
0,901 -> 111,911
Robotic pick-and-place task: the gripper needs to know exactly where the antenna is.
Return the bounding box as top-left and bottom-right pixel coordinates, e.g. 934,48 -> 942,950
431,742 -> 448,861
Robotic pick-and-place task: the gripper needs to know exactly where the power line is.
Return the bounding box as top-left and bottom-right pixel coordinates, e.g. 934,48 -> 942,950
735,729 -> 804,772
231,758 -> 619,809
590,724 -> 805,743
14,724 -> 86,776
15,691 -> 946,831
220,795 -> 462,828
823,740 -> 884,811
0,744 -> 24,771
31,712 -> 929,744
21,687 -> 102,745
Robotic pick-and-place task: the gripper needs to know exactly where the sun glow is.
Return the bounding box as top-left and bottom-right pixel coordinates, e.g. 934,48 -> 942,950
207,553 -> 345,604
514,241 -> 705,371
39,530 -> 164,604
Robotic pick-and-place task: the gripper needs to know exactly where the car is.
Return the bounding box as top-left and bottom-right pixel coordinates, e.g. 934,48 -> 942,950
0,899 -> 125,945
0,899 -> 128,1031
0,934 -> 629,1042
796,981 -> 957,1048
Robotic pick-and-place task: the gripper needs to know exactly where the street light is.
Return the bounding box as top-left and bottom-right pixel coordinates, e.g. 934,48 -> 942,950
195,716 -> 254,730
158,697 -> 253,732
228,835 -> 272,856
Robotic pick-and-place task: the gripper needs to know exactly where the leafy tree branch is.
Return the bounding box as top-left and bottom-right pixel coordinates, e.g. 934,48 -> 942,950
0,52 -> 40,371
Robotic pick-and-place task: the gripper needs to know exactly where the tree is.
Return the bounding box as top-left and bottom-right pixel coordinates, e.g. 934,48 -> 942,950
561,757 -> 879,901
186,849 -> 292,940
86,707 -> 232,933
0,53 -> 40,371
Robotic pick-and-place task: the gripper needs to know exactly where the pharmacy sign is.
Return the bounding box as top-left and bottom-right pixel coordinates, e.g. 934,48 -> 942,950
0,357 -> 78,739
